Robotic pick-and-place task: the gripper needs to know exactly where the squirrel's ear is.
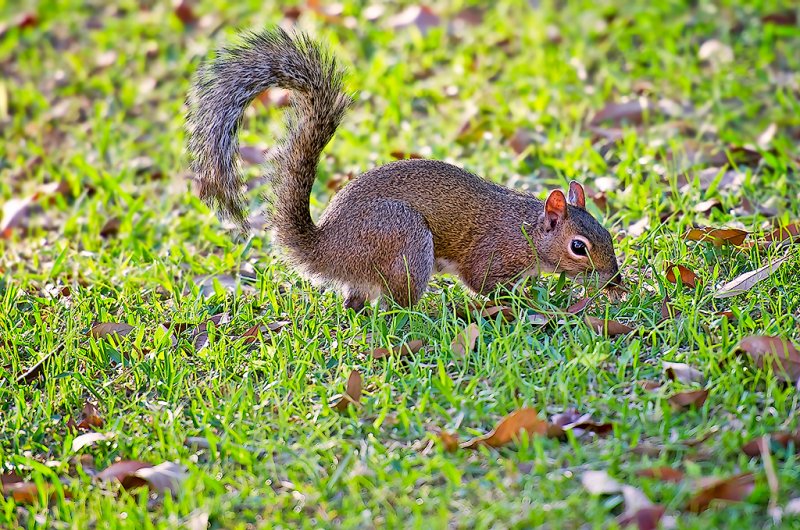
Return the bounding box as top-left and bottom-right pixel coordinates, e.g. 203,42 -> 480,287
567,181 -> 586,209
544,189 -> 568,230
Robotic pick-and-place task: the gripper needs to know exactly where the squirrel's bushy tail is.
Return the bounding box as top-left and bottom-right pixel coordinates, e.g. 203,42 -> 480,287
186,27 -> 351,257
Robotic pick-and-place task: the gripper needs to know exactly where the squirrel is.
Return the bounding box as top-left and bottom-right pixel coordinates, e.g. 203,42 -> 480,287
186,27 -> 622,311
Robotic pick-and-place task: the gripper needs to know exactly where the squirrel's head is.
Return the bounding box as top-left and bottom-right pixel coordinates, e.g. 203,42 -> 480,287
534,181 -> 622,289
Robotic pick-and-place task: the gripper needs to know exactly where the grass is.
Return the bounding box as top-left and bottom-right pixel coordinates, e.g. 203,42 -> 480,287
1,0 -> 800,528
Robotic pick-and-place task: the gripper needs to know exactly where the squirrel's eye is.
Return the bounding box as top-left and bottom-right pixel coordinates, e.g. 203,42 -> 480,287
570,239 -> 588,257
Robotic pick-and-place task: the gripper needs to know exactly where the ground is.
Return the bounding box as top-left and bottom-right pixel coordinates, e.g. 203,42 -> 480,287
1,1 -> 800,528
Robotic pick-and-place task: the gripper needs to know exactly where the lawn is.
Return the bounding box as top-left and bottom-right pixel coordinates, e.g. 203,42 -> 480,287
2,0 -> 800,528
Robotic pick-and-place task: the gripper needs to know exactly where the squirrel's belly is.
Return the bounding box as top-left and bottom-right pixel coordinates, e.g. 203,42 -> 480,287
434,258 -> 461,276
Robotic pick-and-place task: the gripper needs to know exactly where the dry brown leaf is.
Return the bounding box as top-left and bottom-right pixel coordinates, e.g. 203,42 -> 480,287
89,322 -> 135,340
1,480 -> 70,504
590,98 -> 651,126
439,431 -> 459,452
16,351 -> 55,385
173,0 -> 197,25
738,336 -> 800,383
333,369 -> 363,412
684,227 -> 748,246
714,255 -> 790,299
663,361 -> 704,384
99,217 -> 121,238
765,222 -> 800,243
668,389 -> 709,410
567,297 -> 591,314
742,431 -> 800,457
636,466 -> 685,483
686,472 -> 755,513
451,323 -> 480,356
660,295 -> 680,320
96,460 -> 152,490
73,402 -> 103,430
461,408 -> 547,449
665,263 -> 700,288
389,151 -> 423,160
638,380 -> 662,392
550,409 -> 614,437
508,128 -> 537,155
371,339 -> 425,360
617,505 -> 666,530
585,315 -> 634,336
480,304 -> 516,322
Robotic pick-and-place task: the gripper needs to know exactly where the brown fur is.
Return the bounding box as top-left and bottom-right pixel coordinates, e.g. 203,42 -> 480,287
186,27 -> 621,310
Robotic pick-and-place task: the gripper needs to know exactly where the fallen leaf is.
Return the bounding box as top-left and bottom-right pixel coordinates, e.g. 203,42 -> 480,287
89,322 -> 135,340
590,98 -> 651,127
762,11 -> 798,26
638,380 -> 662,392
16,351 -> 55,385
480,304 -> 516,322
508,128 -> 537,155
389,151 -> 423,160
585,315 -> 634,336
742,431 -> 800,457
461,408 -> 547,449
527,312 -> 549,326
636,466 -> 685,483
333,369 -> 362,412
451,323 -> 480,356
132,462 -> 187,494
660,295 -> 680,320
686,472 -> 755,513
371,339 -> 425,360
0,196 -> 36,238
439,431 -> 459,452
1,480 -> 70,504
663,362 -> 704,384
765,222 -> 800,243
668,389 -> 708,410
96,461 -> 152,490
551,410 -> 613,437
99,217 -> 121,238
714,255 -> 790,298
738,336 -> 800,383
693,198 -> 723,214
173,0 -> 197,24
75,402 -> 104,430
387,5 -> 440,33
698,39 -> 734,66
72,432 -> 111,452
618,504 -> 666,530
581,470 -> 622,495
684,227 -> 748,246
567,297 -> 590,314
665,263 -> 700,288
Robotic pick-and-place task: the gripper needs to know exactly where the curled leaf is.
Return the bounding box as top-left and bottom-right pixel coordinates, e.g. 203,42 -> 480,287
684,227 -> 748,246
686,472 -> 755,513
461,408 -> 547,449
371,339 -> 425,360
566,297 -> 590,314
738,336 -> 800,383
665,263 -> 699,288
742,431 -> 800,457
585,315 -> 634,336
89,322 -> 135,340
438,431 -> 459,452
668,389 -> 708,410
451,323 -> 480,356
72,432 -> 111,452
333,370 -> 363,412
765,222 -> 799,243
663,362 -> 704,384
